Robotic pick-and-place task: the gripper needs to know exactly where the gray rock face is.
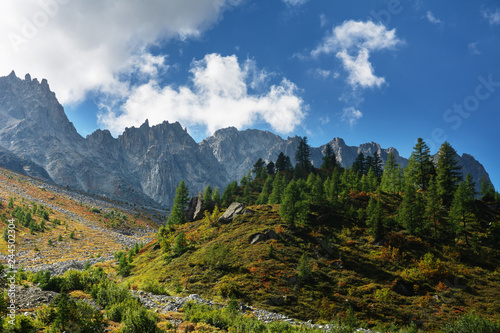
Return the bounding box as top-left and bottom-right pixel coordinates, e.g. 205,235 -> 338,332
0,72 -> 494,209
218,202 -> 245,224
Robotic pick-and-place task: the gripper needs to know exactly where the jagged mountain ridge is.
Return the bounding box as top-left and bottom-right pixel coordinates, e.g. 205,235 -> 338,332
0,72 -> 493,207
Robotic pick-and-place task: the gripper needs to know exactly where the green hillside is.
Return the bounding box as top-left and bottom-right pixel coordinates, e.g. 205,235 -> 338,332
127,138 -> 500,332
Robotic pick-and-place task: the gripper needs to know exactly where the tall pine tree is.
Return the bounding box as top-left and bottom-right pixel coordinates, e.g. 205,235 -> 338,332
436,141 -> 462,207
405,138 -> 435,190
321,144 -> 338,170
295,137 -> 313,175
449,173 -> 476,246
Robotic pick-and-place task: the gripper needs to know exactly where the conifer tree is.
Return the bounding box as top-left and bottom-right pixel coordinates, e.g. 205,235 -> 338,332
424,177 -> 444,238
202,185 -> 212,206
372,152 -> 384,178
279,180 -> 310,226
167,180 -> 190,226
479,175 -> 495,201
321,144 -> 338,170
276,152 -> 287,172
450,173 -> 476,246
365,155 -> 373,174
268,173 -> 284,204
310,175 -> 325,203
221,181 -> 238,206
242,183 -> 252,204
436,141 -> 462,207
381,152 -> 403,193
252,158 -> 266,178
211,187 -> 220,205
405,138 -> 435,190
363,167 -> 378,192
324,168 -> 341,202
295,137 -> 313,174
366,195 -> 384,240
256,175 -> 274,205
266,161 -> 276,176
399,183 -> 424,235
352,152 -> 366,176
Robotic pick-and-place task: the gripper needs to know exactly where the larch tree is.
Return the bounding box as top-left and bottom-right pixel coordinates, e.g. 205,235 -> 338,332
399,182 -> 425,235
449,173 -> 476,246
211,187 -> 220,205
381,152 -> 403,193
279,180 -> 310,226
167,180 -> 190,226
202,185 -> 212,206
424,177 -> 444,238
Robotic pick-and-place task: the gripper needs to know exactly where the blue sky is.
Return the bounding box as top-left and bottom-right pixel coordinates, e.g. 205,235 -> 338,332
1,0 -> 499,187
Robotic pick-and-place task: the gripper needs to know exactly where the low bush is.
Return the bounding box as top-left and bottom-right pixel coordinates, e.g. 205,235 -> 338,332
441,313 -> 500,333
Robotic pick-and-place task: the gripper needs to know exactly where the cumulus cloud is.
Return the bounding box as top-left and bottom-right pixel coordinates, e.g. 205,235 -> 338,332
312,20 -> 401,89
99,54 -> 306,136
425,11 -> 442,24
341,107 -> 362,127
0,0 -> 241,104
481,7 -> 500,25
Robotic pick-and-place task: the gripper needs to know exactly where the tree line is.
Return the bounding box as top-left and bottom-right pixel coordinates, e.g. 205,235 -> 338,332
163,137 -> 499,245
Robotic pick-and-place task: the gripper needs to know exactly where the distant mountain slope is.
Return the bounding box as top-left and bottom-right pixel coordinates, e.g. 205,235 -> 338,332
0,72 -> 494,207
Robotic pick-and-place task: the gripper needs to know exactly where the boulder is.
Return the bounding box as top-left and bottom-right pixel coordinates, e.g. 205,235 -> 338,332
243,208 -> 255,215
250,233 -> 268,245
248,229 -> 278,245
185,194 -> 204,222
218,202 -> 245,224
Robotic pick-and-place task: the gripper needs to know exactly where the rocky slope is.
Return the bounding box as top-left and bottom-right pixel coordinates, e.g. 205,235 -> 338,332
0,72 -> 494,207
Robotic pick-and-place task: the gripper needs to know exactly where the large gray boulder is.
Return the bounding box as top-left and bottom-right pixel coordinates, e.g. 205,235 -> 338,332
218,202 -> 245,224
186,194 -> 204,222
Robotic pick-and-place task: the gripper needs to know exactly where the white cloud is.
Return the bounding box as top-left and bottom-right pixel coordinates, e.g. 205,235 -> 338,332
481,7 -> 500,25
282,0 -> 309,7
341,107 -> 362,127
468,42 -> 480,55
99,54 -> 306,136
0,0 -> 241,104
312,20 -> 401,89
336,49 -> 385,88
426,11 -> 442,24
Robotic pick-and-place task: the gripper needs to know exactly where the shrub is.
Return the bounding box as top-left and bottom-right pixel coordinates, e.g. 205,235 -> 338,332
441,313 -> 500,333
121,307 -> 162,333
90,280 -> 130,308
63,270 -> 84,291
107,298 -> 141,323
4,315 -> 37,333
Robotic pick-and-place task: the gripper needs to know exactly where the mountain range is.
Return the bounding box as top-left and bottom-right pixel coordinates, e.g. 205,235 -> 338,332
0,71 -> 493,207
